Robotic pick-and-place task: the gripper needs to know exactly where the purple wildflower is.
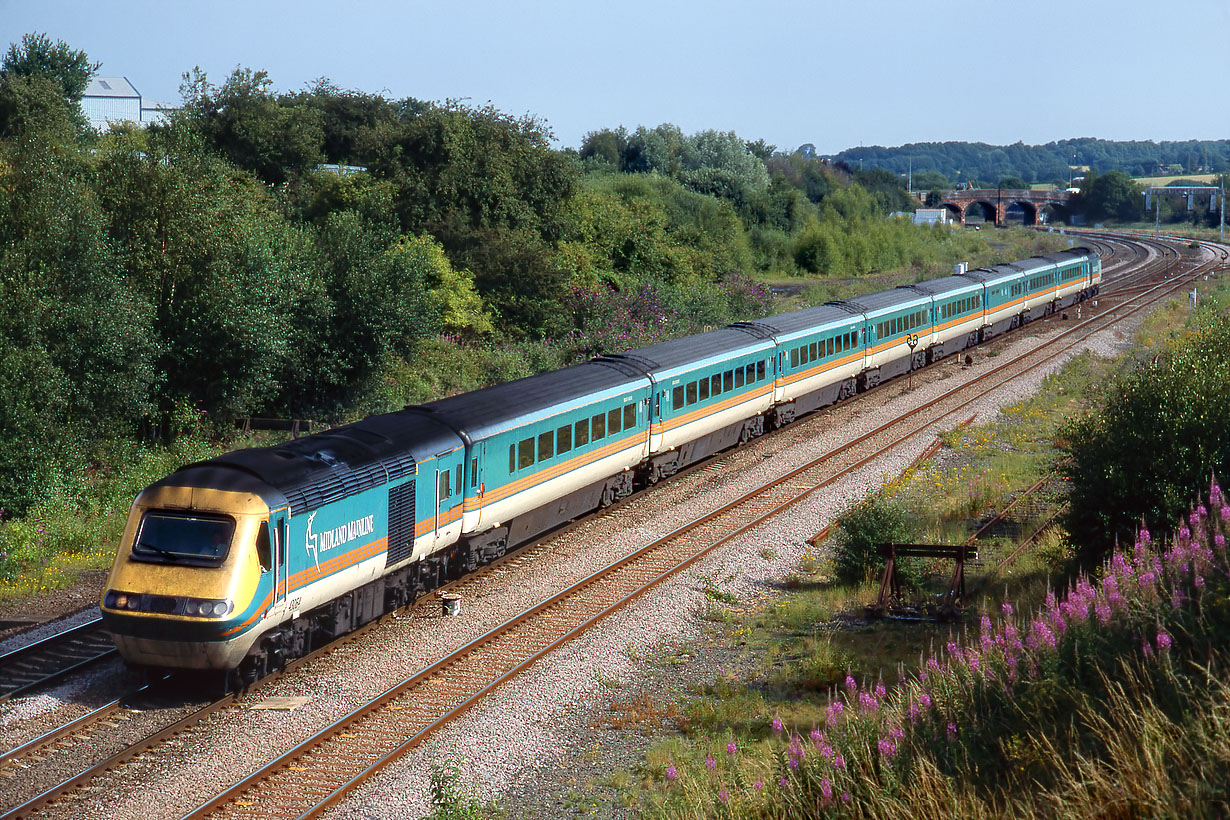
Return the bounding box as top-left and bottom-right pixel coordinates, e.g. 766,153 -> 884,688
753,780 -> 763,791
727,741 -> 737,755
947,722 -> 957,741
771,716 -> 783,733
719,788 -> 729,804
705,754 -> 715,770
1156,630 -> 1172,651
665,765 -> 678,781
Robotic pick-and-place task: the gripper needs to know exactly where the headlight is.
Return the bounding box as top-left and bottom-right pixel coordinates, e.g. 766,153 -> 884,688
212,601 -> 229,616
125,596 -> 140,610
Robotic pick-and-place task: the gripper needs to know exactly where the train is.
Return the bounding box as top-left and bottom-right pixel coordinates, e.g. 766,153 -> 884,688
100,247 -> 1100,686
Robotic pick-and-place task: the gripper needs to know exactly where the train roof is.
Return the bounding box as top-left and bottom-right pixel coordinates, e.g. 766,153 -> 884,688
150,411 -> 463,515
602,327 -> 772,378
833,287 -> 929,315
410,359 -> 646,442
733,303 -> 855,337
903,275 -> 981,297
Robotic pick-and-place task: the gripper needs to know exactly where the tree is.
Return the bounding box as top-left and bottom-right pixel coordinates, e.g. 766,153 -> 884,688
0,33 -> 97,139
177,67 -> 324,184
579,127 -> 627,169
997,176 -> 1029,190
2,33 -> 96,100
1080,170 -> 1142,222
0,120 -> 156,512
287,79 -> 396,165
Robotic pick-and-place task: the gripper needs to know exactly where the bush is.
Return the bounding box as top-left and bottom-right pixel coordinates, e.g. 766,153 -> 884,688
830,494 -> 920,585
1062,312 -> 1230,558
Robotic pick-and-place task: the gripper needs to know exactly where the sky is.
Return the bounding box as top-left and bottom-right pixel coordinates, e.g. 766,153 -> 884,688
3,0 -> 1228,155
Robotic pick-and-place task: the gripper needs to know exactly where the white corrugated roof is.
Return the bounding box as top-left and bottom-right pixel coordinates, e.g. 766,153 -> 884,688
84,76 -> 140,99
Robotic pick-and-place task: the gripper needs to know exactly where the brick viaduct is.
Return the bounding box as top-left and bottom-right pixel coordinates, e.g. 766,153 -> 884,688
937,189 -> 1078,226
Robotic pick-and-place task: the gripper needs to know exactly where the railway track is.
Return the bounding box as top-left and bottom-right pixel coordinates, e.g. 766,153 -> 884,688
3,232 -> 1221,820
0,619 -> 114,704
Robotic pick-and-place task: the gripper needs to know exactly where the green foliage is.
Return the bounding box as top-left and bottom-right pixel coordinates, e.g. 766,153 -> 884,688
425,752 -> 500,820
0,127 -> 157,513
831,494 -> 920,585
178,67 -> 325,184
829,137 -> 1230,185
1063,313 -> 1230,557
2,33 -> 98,100
1079,169 -> 1144,222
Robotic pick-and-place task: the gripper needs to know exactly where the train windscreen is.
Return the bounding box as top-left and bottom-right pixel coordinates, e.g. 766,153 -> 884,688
133,512 -> 234,566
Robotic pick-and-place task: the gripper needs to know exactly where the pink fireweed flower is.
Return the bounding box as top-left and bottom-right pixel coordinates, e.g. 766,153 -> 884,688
878,738 -> 898,759
810,727 -> 824,745
919,692 -> 932,709
1095,598 -> 1113,626
820,743 -> 834,761
859,691 -> 879,714
705,755 -> 715,770
874,682 -> 887,699
753,780 -> 763,792
665,765 -> 678,781
826,701 -> 844,724
844,674 -> 857,691
1156,630 -> 1172,651
842,792 -> 851,804
947,722 -> 957,741
908,704 -> 921,724
779,776 -> 789,787
788,757 -> 799,769
771,717 -> 784,733
833,753 -> 846,770
1142,639 -> 1154,658
1001,600 -> 1014,617
891,725 -> 905,740
821,777 -> 833,802
719,788 -> 729,804
727,741 -> 737,755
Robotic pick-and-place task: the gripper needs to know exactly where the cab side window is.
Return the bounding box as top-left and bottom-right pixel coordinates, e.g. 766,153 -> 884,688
256,522 -> 271,572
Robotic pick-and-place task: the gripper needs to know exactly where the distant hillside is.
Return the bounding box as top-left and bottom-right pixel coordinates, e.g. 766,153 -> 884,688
824,138 -> 1230,187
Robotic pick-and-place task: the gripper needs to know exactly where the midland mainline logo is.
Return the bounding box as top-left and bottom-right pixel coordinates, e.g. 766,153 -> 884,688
305,511 -> 375,569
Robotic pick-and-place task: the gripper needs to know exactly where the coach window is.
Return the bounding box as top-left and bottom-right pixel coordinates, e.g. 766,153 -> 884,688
471,458 -> 479,488
757,361 -> 766,381
734,367 -> 744,388
607,408 -> 621,435
509,444 -> 516,473
623,403 -> 635,429
672,385 -> 684,408
557,424 -> 572,454
699,378 -> 710,401
538,431 -> 554,461
575,418 -> 589,447
439,470 -> 451,501
591,412 -> 606,440
686,382 -> 697,405
711,374 -> 721,395
518,437 -> 535,470
723,370 -> 733,392
744,363 -> 755,383
790,348 -> 799,368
